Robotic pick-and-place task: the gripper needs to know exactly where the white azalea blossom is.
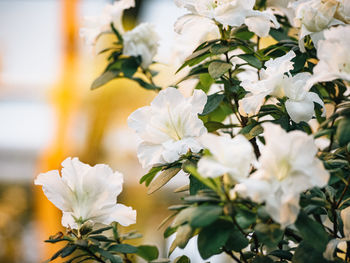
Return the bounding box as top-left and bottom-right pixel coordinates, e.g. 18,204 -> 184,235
240,51 -> 325,122
342,206 -> 350,239
335,0 -> 350,23
175,0 -> 280,38
323,206 -> 350,260
123,23 -> 160,68
284,72 -> 326,123
34,157 -> 136,229
128,87 -> 207,168
239,51 -> 296,116
235,123 -> 329,228
309,25 -> 350,84
267,0 -> 297,24
197,134 -> 255,182
293,0 -> 343,52
80,0 -> 135,46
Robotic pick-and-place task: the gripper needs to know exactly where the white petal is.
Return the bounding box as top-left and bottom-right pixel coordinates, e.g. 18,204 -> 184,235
198,157 -> 231,178
285,99 -> 314,123
306,91 -> 326,116
188,89 -> 207,114
341,206 -> 350,239
34,170 -> 73,212
61,212 -> 77,229
104,204 -> 136,226
137,142 -> 165,168
239,92 -> 266,116
245,16 -> 272,37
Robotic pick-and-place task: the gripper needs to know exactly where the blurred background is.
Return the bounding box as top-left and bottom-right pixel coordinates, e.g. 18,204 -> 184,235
0,0 -> 232,262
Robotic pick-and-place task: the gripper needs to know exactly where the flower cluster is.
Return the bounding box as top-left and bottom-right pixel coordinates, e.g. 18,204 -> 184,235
35,157 -> 136,229
80,0 -> 159,69
36,0 -> 350,262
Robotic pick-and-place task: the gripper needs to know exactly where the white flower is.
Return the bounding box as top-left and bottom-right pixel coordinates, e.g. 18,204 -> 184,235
341,206 -> 350,239
239,51 -> 296,116
123,23 -> 160,68
324,206 -> 350,260
173,15 -> 221,63
293,0 -> 343,52
128,87 -> 207,168
284,72 -> 326,123
335,0 -> 350,24
239,51 -> 325,122
34,157 -> 136,229
80,0 -> 135,46
175,0 -> 280,38
197,134 -> 255,182
267,0 -> 297,24
309,25 -> 350,84
235,123 -> 329,228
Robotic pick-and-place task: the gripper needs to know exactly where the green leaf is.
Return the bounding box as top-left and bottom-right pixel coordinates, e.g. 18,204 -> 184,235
174,255 -> 191,263
136,245 -> 159,261
204,121 -> 226,132
91,70 -> 120,90
177,46 -> 212,73
204,120 -> 238,132
89,226 -> 113,235
111,23 -> 123,42
197,220 -> 232,259
196,73 -> 214,93
60,245 -> 77,258
252,255 -> 274,263
235,208 -> 257,229
185,166 -> 218,192
45,237 -> 71,244
294,211 -> 329,252
237,54 -> 262,69
210,44 -> 231,55
140,166 -> 162,186
255,223 -> 283,248
269,28 -> 291,41
189,174 -> 209,195
225,230 -> 249,252
291,53 -> 307,73
108,244 -> 138,254
200,93 -> 224,116
147,167 -> 181,194
164,226 -> 178,238
235,30 -> 254,40
269,250 -> 293,260
131,77 -> 161,91
169,225 -> 194,254
292,241 -> 329,263
208,61 -> 232,79
89,235 -> 111,242
121,57 -> 140,78
190,205 -> 223,228
336,118 -> 350,146
50,246 -> 66,261
172,207 -> 197,227
90,247 -> 123,263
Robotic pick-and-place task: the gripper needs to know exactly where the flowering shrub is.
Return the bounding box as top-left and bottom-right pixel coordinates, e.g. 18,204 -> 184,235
36,0 -> 350,262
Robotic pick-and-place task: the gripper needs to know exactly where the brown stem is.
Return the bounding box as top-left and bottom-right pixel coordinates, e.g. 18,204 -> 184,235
223,248 -> 243,263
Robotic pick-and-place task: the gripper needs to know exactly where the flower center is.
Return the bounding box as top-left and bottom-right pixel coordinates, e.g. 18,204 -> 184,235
165,105 -> 184,141
276,158 -> 292,181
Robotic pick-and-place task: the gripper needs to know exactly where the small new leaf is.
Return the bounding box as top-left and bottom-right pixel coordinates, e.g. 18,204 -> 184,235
147,167 -> 181,194
91,70 -> 120,90
208,61 -> 232,79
